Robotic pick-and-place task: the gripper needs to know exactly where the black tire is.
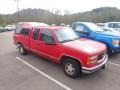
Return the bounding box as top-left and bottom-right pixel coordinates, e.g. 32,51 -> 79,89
18,44 -> 28,55
62,58 -> 81,78
107,47 -> 113,56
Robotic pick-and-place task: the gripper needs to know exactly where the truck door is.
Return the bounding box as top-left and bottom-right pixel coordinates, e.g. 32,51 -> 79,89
38,29 -> 59,62
30,28 -> 40,53
74,24 -> 90,38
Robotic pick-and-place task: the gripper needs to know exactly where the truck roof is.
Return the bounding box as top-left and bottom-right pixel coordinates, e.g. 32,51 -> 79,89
18,22 -> 49,27
17,22 -> 71,30
35,26 -> 68,30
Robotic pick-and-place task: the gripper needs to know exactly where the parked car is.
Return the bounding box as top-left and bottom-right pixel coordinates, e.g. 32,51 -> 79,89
96,23 -> 105,28
13,22 -> 108,78
0,26 -> 6,32
72,22 -> 120,55
60,23 -> 65,26
51,24 -> 56,26
4,25 -> 16,31
105,22 -> 120,32
102,27 -> 120,33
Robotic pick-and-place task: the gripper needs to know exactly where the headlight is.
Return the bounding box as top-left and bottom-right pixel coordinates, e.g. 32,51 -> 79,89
112,40 -> 119,47
87,55 -> 98,64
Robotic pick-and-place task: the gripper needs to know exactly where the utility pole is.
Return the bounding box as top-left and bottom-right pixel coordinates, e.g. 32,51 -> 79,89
15,0 -> 20,22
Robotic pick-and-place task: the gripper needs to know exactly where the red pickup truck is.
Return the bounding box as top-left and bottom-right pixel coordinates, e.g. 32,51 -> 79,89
14,22 -> 108,78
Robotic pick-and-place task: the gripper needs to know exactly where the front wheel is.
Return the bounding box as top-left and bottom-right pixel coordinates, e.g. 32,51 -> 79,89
62,59 -> 81,78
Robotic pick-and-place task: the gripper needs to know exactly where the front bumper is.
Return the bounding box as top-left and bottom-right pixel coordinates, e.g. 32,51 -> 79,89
82,54 -> 108,74
112,46 -> 120,52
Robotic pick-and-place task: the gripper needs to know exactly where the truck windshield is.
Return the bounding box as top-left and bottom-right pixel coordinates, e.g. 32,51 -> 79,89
54,28 -> 79,43
86,23 -> 104,32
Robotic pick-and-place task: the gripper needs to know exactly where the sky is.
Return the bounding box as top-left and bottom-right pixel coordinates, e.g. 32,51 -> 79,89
0,0 -> 120,14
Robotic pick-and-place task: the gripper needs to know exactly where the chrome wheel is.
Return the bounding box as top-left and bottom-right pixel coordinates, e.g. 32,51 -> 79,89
65,63 -> 75,75
63,59 -> 81,78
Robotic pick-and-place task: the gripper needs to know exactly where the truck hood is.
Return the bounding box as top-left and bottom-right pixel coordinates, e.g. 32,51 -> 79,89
62,38 -> 106,55
95,31 -> 120,37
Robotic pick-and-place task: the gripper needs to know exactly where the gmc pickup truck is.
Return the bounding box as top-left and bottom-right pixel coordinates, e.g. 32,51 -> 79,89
13,22 -> 108,78
72,22 -> 120,55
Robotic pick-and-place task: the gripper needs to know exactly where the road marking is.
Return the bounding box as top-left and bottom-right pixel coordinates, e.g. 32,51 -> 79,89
108,62 -> 120,67
16,57 -> 72,90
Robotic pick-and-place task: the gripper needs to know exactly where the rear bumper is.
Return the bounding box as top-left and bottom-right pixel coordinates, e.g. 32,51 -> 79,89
82,54 -> 108,74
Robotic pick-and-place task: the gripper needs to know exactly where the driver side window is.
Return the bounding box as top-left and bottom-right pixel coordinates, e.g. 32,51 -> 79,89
40,29 -> 55,43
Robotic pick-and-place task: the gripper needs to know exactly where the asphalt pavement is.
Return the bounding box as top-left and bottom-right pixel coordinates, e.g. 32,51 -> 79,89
0,31 -> 120,90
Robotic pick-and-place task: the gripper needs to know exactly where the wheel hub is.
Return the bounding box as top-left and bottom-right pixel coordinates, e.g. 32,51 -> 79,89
65,63 -> 75,75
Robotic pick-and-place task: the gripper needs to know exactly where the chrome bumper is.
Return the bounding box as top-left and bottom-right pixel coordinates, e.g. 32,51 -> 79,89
82,54 -> 108,74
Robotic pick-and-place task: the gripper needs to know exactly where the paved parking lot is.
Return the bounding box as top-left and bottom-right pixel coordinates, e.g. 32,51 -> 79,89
0,31 -> 120,90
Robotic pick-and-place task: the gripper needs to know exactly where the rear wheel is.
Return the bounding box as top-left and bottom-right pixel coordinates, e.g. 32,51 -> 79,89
18,44 -> 28,55
62,58 -> 81,78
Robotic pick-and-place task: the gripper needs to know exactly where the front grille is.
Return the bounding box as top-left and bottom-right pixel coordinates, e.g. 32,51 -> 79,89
98,52 -> 105,61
